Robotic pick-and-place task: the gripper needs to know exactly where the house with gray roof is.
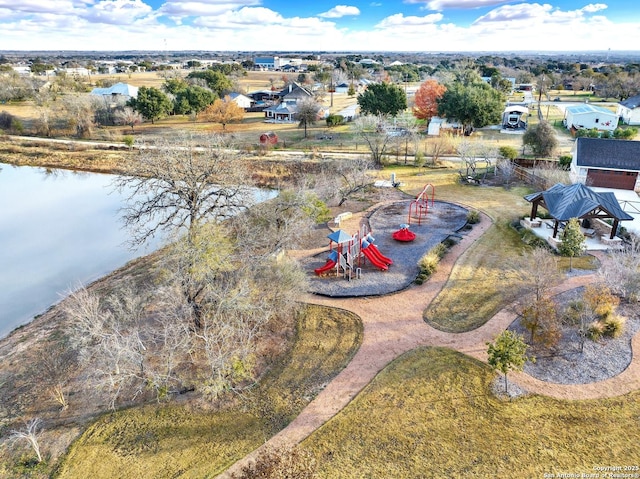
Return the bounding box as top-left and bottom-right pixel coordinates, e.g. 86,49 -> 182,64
91,82 -> 138,100
570,137 -> 640,191
617,94 -> 640,126
264,82 -> 322,122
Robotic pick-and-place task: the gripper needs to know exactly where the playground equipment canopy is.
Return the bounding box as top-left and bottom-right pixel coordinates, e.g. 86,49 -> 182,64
328,229 -> 353,244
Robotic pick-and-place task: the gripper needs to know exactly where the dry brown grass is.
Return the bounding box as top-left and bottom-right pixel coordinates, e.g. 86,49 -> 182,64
303,347 -> 640,478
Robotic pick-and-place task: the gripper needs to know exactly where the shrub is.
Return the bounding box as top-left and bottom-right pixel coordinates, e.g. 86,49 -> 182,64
416,243 -> 448,281
0,110 -> 15,130
414,151 -> 425,167
326,114 -> 344,127
442,237 -> 458,248
587,128 -> 600,138
558,155 -> 572,170
498,145 -> 518,160
602,314 -> 626,338
614,127 -> 637,139
466,210 -> 480,224
586,321 -> 605,341
562,299 -> 585,326
583,284 -> 619,320
518,228 -> 549,248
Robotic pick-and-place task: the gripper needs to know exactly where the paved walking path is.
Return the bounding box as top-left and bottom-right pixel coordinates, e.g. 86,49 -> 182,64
218,211 -> 640,478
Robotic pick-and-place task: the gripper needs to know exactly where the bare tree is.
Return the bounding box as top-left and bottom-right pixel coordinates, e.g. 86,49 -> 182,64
511,248 -> 563,347
65,285 -> 150,409
113,133 -> 255,246
353,114 -> 394,167
329,157 -> 376,206
296,97 -> 321,138
35,342 -> 77,410
599,239 -> 640,301
10,418 -> 44,463
512,247 -> 562,303
425,133 -> 452,166
60,94 -> 98,138
232,188 -> 326,256
115,106 -> 143,132
496,158 -> 516,186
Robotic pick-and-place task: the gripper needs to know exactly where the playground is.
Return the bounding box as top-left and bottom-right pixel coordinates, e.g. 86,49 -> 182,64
299,195 -> 469,298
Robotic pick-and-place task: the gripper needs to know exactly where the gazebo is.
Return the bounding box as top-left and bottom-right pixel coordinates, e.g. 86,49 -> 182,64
524,183 -> 633,240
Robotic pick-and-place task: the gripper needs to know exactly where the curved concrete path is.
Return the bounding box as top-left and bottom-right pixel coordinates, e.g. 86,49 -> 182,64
218,212 -> 640,477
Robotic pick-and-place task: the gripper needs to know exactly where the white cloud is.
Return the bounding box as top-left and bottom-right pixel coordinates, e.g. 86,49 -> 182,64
582,3 -> 607,13
0,0 -> 637,52
376,13 -> 444,28
405,0 -> 512,10
319,5 -> 360,18
159,0 -> 259,17
473,2 -> 609,25
81,0 -> 153,25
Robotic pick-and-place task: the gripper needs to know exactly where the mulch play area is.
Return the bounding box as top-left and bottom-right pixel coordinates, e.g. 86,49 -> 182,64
298,200 -> 469,297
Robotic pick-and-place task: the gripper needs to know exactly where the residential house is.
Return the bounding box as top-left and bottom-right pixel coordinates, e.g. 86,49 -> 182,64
58,67 -> 90,77
427,117 -> 461,136
563,104 -> 618,133
264,82 -> 327,122
90,82 -> 139,107
11,66 -> 31,75
334,82 -> 353,94
227,92 -> 253,109
254,57 -> 277,70
617,94 -> 640,126
571,137 -> 640,191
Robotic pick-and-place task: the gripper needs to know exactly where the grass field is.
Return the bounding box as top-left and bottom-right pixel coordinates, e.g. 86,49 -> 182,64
52,304 -> 363,479
302,347 -> 640,477
386,163 -> 598,332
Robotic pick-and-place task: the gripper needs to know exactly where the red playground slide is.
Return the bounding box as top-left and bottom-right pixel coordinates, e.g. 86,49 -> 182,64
362,247 -> 388,270
368,243 -> 393,265
315,251 -> 339,275
314,258 -> 337,275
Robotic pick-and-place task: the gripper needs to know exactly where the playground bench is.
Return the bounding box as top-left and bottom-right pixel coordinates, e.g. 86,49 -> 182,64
334,211 -> 353,226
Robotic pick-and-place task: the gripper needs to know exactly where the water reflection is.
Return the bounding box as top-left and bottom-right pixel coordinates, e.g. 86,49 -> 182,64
0,164 -> 163,338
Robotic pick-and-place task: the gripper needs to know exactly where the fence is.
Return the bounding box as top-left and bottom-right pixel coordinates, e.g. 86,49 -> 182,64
513,165 -> 548,189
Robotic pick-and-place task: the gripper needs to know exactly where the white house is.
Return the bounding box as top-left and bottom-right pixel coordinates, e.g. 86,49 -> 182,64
427,117 -> 460,136
58,67 -> 90,77
571,137 -> 640,191
618,94 -> 640,126
563,104 -> 618,132
227,92 -> 253,109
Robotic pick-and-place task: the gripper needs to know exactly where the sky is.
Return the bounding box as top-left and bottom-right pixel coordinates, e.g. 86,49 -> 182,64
0,0 -> 639,52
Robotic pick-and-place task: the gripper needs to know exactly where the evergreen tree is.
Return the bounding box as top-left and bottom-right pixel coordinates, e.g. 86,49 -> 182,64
558,218 -> 586,272
357,82 -> 407,117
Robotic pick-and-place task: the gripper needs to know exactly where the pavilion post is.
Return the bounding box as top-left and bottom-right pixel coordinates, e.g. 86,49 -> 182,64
553,220 -> 559,238
611,219 -> 619,239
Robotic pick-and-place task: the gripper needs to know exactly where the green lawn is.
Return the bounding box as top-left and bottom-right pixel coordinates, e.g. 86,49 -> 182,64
303,347 -> 640,478
53,304 -> 363,479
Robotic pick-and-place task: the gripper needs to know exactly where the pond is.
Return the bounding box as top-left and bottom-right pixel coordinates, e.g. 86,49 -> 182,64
0,164 -> 273,338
